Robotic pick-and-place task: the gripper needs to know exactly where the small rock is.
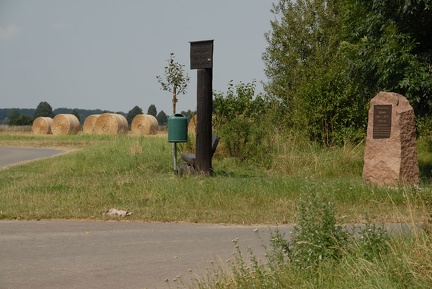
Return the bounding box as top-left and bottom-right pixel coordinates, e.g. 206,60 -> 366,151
105,208 -> 132,217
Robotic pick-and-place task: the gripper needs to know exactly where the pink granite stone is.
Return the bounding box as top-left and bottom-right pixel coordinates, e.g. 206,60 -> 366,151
363,92 -> 419,186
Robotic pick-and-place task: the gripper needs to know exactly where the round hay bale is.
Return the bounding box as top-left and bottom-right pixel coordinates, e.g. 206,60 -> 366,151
93,113 -> 128,135
51,114 -> 80,135
32,117 -> 53,135
131,114 -> 158,135
83,114 -> 100,134
188,115 -> 197,134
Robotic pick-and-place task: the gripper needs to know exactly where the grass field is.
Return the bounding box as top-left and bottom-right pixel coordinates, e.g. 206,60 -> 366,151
1,130 -> 431,288
0,131 -> 431,224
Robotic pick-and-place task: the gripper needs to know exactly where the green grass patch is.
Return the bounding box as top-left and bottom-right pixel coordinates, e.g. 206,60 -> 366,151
0,133 -> 431,224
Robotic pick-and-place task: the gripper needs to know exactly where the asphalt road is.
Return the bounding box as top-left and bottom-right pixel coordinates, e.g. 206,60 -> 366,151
0,220 -> 291,289
0,147 -> 65,169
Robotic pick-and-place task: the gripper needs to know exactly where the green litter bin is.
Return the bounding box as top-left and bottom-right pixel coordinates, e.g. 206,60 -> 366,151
168,114 -> 188,143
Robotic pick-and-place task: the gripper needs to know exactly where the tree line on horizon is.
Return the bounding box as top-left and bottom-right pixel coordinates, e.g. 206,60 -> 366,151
1,101 -> 195,127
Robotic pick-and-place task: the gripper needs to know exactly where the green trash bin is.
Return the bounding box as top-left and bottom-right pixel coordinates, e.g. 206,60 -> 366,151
168,114 -> 188,143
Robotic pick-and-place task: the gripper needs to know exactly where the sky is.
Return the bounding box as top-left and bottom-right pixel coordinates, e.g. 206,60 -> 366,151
0,0 -> 275,115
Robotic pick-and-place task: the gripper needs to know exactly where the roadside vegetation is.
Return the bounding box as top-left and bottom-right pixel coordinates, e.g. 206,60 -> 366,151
0,132 -> 430,225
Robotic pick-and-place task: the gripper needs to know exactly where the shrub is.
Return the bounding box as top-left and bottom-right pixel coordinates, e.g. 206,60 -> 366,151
213,81 -> 271,163
287,193 -> 349,269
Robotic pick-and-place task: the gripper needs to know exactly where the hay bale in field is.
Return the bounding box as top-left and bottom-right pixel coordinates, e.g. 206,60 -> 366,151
32,117 -> 53,135
93,113 -> 128,135
51,114 -> 80,135
131,114 -> 158,135
188,115 -> 197,134
83,114 -> 100,134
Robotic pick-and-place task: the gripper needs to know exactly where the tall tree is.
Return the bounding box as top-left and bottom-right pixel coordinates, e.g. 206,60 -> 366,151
156,110 -> 168,125
126,106 -> 143,125
70,108 -> 80,123
8,109 -> 20,125
263,0 -> 362,145
14,115 -> 32,126
341,0 -> 432,117
33,101 -> 54,119
157,53 -> 190,114
147,104 -> 157,117
263,0 -> 432,144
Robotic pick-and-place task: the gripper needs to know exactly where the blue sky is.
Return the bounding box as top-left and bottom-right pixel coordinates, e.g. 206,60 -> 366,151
0,0 -> 274,114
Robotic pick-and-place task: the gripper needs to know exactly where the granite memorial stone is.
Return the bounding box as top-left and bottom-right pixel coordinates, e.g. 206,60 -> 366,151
363,92 -> 419,186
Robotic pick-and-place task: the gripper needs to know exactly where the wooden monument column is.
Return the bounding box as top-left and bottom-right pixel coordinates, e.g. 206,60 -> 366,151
190,40 -> 214,175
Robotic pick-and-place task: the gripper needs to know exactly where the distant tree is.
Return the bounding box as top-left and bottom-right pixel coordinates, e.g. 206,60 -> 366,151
147,104 -> 157,117
1,117 -> 10,125
156,110 -> 168,126
156,52 -> 190,114
70,108 -> 80,123
33,101 -> 54,119
180,109 -> 195,121
126,106 -> 143,125
14,115 -> 32,126
8,109 -> 20,125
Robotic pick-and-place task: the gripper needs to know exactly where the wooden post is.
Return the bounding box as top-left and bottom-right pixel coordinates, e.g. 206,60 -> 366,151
196,68 -> 213,174
190,39 -> 214,175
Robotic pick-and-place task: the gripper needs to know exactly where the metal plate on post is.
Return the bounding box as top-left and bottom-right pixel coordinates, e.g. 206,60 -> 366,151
190,40 -> 214,69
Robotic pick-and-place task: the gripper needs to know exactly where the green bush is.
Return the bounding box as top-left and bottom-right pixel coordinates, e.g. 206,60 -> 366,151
213,81 -> 272,163
287,193 -> 349,268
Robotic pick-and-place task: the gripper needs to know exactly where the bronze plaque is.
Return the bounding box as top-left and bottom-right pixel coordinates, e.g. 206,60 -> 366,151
190,40 -> 213,69
373,105 -> 392,139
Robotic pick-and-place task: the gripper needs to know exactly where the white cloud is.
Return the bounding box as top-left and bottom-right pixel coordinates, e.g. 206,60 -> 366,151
0,25 -> 22,41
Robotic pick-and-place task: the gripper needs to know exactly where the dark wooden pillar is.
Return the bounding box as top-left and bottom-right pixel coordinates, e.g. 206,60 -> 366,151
196,68 -> 213,174
190,39 -> 214,175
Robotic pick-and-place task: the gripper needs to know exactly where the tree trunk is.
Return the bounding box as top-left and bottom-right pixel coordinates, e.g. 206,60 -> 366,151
172,86 -> 177,114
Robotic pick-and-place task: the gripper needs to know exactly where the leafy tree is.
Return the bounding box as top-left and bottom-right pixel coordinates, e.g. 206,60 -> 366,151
33,101 -> 54,119
180,109 -> 195,121
263,0 -> 361,145
341,0 -> 432,118
13,114 -> 32,126
156,110 -> 168,125
126,106 -> 143,125
157,53 -> 190,114
70,108 -> 80,123
147,104 -> 157,117
8,109 -> 20,125
214,81 -> 269,161
263,0 -> 432,144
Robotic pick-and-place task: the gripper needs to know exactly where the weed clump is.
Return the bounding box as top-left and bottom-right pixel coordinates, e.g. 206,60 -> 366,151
191,192 -> 421,289
287,193 -> 349,269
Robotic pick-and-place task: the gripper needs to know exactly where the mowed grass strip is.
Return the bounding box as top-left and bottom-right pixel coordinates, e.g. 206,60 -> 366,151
0,133 -> 431,224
